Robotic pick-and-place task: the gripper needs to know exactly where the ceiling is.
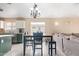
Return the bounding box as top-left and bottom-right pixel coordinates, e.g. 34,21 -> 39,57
0,3 -> 79,18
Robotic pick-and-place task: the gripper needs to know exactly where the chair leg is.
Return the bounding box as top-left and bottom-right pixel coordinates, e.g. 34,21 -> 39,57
41,44 -> 43,56
33,49 -> 34,56
55,43 -> 56,55
41,47 -> 42,56
33,45 -> 35,56
48,43 -> 50,56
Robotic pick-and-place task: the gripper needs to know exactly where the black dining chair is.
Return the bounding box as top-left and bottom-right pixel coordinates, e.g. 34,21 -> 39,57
48,41 -> 56,56
33,32 -> 43,56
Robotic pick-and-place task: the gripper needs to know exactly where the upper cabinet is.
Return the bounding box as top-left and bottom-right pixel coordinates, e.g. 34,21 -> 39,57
16,20 -> 25,28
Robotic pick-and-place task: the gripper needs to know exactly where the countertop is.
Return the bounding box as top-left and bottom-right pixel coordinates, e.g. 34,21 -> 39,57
0,35 -> 13,38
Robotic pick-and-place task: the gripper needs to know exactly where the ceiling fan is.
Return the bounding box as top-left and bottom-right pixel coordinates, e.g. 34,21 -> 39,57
7,3 -> 12,4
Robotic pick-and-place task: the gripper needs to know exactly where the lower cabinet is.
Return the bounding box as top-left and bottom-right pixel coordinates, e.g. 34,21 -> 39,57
12,33 -> 22,44
17,33 -> 22,43
0,36 -> 12,56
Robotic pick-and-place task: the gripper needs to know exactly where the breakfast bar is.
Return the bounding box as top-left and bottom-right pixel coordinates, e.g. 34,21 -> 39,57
23,35 -> 56,56
0,35 -> 13,56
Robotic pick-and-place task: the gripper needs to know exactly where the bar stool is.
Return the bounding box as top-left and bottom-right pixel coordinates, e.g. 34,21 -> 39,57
23,36 -> 34,56
26,39 -> 33,46
48,41 -> 56,56
33,32 -> 43,56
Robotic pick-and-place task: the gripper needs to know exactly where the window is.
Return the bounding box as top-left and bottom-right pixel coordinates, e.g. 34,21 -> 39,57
5,22 -> 12,30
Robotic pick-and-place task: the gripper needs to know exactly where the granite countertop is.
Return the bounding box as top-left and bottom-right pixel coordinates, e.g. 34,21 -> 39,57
0,35 -> 13,38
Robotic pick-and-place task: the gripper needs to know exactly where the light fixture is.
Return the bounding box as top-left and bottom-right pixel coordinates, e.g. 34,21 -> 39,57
54,21 -> 59,26
7,3 -> 12,4
0,8 -> 3,11
30,3 -> 40,18
0,3 -> 12,12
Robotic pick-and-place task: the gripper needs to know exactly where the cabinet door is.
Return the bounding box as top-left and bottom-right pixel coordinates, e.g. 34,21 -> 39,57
17,34 -> 22,43
0,37 -> 12,56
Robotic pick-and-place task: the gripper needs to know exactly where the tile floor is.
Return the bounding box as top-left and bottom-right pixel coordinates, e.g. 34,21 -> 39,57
4,39 -> 58,56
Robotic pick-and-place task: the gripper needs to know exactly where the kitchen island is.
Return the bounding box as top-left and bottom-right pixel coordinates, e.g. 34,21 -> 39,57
0,35 -> 13,56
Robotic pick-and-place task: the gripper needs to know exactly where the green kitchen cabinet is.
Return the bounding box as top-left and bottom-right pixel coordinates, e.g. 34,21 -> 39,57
12,33 -> 23,43
0,35 -> 12,56
16,33 -> 22,43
